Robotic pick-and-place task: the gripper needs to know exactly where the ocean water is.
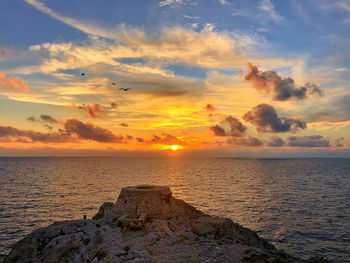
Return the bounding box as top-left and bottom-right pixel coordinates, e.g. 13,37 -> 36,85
0,157 -> 349,262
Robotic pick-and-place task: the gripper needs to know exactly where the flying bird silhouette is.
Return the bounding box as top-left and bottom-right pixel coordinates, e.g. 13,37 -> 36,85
81,73 -> 85,76
120,88 -> 130,91
112,83 -> 116,86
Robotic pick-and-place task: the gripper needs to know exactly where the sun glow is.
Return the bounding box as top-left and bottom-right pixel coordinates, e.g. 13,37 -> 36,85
171,145 -> 179,151
159,144 -> 184,151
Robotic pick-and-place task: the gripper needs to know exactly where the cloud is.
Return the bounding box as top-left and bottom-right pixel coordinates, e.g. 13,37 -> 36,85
121,26 -> 249,69
209,115 -> 247,137
209,125 -> 227,136
27,116 -> 36,122
73,103 -> 103,118
27,115 -> 58,123
183,15 -> 200,20
0,71 -> 30,93
244,63 -> 323,101
243,103 -> 307,133
23,0 -> 288,73
1,119 -> 126,144
204,104 -> 216,111
334,137 -> 345,147
218,0 -> 229,5
227,135 -> 263,146
237,70 -> 244,78
259,0 -> 283,22
40,114 -> 58,123
85,104 -> 101,119
121,76 -> 202,97
21,26 -> 260,76
147,134 -> 188,146
225,116 -> 247,136
0,125 -> 76,143
22,41 -> 206,98
267,135 -> 284,147
0,47 -> 10,56
304,82 -> 324,96
321,0 -> 350,12
297,92 -> 350,123
286,135 -> 330,148
24,0 -> 115,39
44,125 -> 53,131
25,41 -> 173,77
120,123 -> 129,127
159,0 -> 184,7
64,118 -> 124,143
136,137 -> 144,143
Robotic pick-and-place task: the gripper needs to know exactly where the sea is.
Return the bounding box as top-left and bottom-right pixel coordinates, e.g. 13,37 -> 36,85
0,157 -> 349,262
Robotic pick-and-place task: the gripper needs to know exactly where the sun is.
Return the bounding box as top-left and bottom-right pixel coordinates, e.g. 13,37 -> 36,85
159,144 -> 184,151
171,145 -> 179,151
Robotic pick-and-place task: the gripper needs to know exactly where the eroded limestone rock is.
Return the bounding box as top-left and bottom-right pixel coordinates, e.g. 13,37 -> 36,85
3,185 -> 332,263
192,222 -> 216,236
115,185 -> 187,220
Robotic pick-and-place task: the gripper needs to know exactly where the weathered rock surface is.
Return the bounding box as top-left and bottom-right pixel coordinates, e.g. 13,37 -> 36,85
3,185 -> 331,263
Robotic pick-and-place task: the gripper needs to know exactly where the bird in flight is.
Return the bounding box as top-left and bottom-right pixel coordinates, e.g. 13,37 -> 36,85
81,73 -> 85,76
120,88 -> 130,91
112,83 -> 116,86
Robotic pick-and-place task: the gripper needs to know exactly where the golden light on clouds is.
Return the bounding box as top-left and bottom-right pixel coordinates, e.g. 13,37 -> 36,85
0,0 -> 349,156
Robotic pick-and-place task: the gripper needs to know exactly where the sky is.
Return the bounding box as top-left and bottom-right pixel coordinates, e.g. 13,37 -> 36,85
0,0 -> 350,157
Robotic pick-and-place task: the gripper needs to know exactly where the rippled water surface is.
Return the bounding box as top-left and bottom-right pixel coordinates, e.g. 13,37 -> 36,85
0,157 -> 349,261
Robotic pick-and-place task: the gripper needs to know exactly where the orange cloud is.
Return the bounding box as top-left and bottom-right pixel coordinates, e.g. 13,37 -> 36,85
155,134 -> 188,146
72,103 -> 103,118
0,72 -> 30,93
138,134 -> 188,146
0,118 -> 128,144
64,118 -> 125,143
204,104 -> 216,111
0,125 -> 76,143
27,115 -> 59,123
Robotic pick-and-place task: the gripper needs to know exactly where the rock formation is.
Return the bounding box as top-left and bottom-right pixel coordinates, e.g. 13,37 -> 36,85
3,185 -> 331,263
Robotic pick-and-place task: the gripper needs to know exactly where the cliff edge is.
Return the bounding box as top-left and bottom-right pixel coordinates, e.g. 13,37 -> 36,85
3,185 -> 330,263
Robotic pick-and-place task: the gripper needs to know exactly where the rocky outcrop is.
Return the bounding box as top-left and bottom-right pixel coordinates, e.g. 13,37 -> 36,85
115,185 -> 203,220
3,185 -> 331,263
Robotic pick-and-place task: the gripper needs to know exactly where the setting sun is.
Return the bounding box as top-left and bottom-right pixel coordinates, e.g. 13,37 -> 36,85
171,145 -> 179,151
159,144 -> 184,151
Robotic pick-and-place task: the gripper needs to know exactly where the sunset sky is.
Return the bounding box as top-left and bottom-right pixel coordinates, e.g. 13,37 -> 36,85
0,0 -> 350,157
